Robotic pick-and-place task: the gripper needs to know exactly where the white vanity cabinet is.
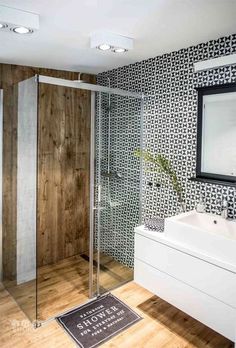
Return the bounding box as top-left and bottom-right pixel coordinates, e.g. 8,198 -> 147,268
134,226 -> 236,344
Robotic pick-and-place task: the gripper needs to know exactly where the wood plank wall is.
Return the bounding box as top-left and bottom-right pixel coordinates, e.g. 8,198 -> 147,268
37,83 -> 91,266
0,63 -> 95,278
2,84 -> 18,281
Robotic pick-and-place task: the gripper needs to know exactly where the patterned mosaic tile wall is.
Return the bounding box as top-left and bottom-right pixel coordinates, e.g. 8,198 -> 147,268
94,92 -> 142,267
97,33 -> 236,266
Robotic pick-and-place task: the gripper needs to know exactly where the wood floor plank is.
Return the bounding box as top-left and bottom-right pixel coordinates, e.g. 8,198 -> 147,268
0,281 -> 233,348
4,253 -> 133,321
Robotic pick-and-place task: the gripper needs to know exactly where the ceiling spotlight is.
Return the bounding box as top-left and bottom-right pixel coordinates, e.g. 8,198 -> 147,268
97,43 -> 111,51
12,26 -> 33,34
91,32 -> 133,53
113,47 -> 127,53
0,23 -> 7,29
0,5 -> 39,34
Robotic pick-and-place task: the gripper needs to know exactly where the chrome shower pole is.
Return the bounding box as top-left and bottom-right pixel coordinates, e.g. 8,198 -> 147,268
89,91 -> 95,298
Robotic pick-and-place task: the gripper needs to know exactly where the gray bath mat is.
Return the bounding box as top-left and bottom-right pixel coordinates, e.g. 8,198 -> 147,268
57,293 -> 142,348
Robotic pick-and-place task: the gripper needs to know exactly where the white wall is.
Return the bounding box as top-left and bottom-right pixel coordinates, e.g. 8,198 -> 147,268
17,77 -> 37,284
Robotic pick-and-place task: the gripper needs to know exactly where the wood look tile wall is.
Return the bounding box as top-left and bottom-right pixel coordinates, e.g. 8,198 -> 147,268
37,83 -> 91,266
0,63 -> 95,278
2,84 -> 18,280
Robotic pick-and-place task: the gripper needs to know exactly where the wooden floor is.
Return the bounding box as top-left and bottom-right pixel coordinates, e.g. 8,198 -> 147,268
4,253 -> 133,321
0,281 -> 233,348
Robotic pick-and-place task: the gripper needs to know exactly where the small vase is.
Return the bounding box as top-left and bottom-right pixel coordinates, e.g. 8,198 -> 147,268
178,201 -> 186,213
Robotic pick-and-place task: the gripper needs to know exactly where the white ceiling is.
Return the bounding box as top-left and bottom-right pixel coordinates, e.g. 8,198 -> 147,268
0,0 -> 236,74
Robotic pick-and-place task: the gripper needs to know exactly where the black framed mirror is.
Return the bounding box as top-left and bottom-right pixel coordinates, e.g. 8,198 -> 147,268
195,83 -> 236,185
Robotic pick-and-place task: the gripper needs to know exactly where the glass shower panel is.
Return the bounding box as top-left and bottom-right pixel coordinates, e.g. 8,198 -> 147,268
2,77 -> 38,323
94,92 -> 143,296
36,82 -> 92,322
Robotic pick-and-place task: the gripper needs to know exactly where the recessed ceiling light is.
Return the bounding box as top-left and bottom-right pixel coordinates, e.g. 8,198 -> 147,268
12,26 -> 33,34
97,43 -> 111,51
0,23 -> 7,29
113,48 -> 127,53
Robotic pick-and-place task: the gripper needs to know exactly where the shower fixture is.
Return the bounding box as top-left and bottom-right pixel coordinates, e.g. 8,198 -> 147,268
102,102 -> 116,112
73,73 -> 85,83
101,171 -> 123,179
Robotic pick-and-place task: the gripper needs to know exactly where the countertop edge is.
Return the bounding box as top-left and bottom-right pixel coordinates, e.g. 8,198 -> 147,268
135,225 -> 236,274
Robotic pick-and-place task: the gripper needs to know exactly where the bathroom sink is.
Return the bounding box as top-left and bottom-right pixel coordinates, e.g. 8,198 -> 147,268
165,210 -> 236,265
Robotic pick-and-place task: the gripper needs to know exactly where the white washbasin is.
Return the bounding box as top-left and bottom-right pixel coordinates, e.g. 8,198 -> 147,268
165,210 -> 236,266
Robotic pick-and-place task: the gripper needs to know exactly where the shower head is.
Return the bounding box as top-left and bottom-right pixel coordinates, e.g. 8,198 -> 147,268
101,171 -> 123,179
102,103 -> 116,112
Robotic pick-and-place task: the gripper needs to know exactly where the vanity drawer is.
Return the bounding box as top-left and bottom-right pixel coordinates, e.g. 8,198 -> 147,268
134,258 -> 236,341
135,233 -> 236,308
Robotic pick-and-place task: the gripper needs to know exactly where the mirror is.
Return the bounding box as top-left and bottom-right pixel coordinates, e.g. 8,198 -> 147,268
196,83 -> 236,184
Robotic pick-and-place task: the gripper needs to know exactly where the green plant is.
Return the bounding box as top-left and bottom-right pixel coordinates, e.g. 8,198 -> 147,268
135,150 -> 185,212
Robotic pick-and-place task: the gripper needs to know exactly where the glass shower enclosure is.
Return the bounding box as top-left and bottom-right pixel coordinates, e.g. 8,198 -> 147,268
2,75 -> 144,326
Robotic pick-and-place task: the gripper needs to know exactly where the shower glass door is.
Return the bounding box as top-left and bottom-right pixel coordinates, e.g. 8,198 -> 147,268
2,74 -> 144,326
36,81 -> 92,322
92,91 -> 144,297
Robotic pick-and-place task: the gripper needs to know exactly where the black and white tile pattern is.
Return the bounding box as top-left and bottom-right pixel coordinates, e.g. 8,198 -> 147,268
97,33 -> 236,267
94,93 -> 142,267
